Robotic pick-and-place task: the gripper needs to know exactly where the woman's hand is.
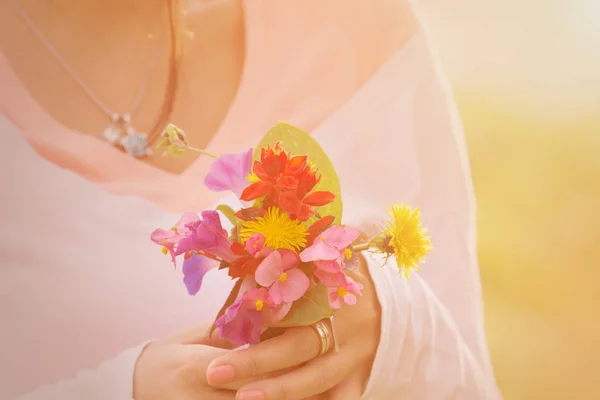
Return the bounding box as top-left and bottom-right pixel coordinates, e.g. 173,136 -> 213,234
205,256 -> 381,400
133,325 -> 248,400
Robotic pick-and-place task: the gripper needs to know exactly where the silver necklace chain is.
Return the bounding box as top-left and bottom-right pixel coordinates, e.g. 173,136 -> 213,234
10,0 -> 166,157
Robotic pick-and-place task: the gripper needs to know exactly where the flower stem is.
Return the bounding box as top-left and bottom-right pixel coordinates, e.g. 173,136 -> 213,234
351,242 -> 371,252
186,145 -> 218,158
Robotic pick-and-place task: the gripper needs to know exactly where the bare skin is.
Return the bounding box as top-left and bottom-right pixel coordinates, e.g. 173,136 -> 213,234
0,0 -> 245,174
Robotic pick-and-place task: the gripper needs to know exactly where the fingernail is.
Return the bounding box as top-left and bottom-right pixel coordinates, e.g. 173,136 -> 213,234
237,390 -> 265,400
206,365 -> 235,384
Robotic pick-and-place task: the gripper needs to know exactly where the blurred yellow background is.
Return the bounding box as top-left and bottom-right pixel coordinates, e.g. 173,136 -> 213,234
417,1 -> 600,399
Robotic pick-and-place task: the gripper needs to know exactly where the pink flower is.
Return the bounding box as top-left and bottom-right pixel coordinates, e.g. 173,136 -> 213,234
239,281 -> 291,322
269,301 -> 293,322
245,233 -> 272,258
242,286 -> 271,310
299,225 -> 360,287
204,149 -> 254,197
255,249 -> 309,305
182,252 -> 218,295
216,297 -> 264,346
300,225 -> 360,262
228,234 -> 273,279
242,276 -> 292,322
176,211 -> 236,262
313,260 -> 347,287
328,276 -> 364,309
151,212 -> 200,266
215,285 -> 292,346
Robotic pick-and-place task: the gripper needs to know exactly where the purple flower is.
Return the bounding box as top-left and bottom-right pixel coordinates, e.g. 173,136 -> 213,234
151,212 -> 200,266
215,298 -> 264,346
176,210 -> 236,262
182,252 -> 218,295
204,149 -> 253,197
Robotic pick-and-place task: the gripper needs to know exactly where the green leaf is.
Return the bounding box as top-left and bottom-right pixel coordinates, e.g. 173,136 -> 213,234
253,122 -> 343,224
216,204 -> 238,226
268,284 -> 332,328
209,278 -> 243,336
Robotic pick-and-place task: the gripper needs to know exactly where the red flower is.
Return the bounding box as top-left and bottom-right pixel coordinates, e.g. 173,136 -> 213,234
228,257 -> 262,279
241,143 -> 308,201
278,163 -> 335,220
240,143 -> 336,221
227,234 -> 273,279
234,207 -> 266,221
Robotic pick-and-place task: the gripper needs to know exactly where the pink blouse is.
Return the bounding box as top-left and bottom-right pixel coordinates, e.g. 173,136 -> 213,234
0,1 -> 501,398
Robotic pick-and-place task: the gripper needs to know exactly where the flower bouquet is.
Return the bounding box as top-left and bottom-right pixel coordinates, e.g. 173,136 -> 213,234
151,122 -> 431,346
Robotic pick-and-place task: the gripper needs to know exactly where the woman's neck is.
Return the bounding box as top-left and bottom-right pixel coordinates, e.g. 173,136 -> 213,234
17,0 -> 166,39
43,0 -> 165,18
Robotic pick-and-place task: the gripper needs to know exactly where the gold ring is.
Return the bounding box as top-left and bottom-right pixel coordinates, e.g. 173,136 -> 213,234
312,321 -> 330,356
312,316 -> 340,356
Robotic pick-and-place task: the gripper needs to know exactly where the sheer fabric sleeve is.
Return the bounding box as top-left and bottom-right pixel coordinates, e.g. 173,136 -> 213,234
14,344 -> 149,400
312,28 -> 502,399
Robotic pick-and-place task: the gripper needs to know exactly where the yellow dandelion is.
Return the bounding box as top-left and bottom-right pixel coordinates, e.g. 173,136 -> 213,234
374,203 -> 432,277
239,208 -> 308,251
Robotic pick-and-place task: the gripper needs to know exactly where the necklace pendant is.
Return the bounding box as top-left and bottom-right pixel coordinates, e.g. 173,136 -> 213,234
120,129 -> 153,158
102,124 -> 123,145
102,113 -> 125,145
105,114 -> 152,158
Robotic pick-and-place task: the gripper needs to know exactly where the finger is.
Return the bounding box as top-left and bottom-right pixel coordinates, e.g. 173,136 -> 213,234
170,324 -> 238,349
205,326 -> 322,385
260,327 -> 286,341
166,323 -> 211,343
209,389 -> 237,399
203,327 -> 241,349
174,344 -> 228,384
187,344 -> 284,391
181,389 -> 236,400
304,394 -> 327,400
166,329 -> 250,392
328,371 -> 363,400
175,345 -> 250,391
236,346 -> 356,400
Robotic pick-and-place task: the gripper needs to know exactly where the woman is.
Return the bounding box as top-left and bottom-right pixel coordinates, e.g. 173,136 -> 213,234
0,0 -> 502,399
